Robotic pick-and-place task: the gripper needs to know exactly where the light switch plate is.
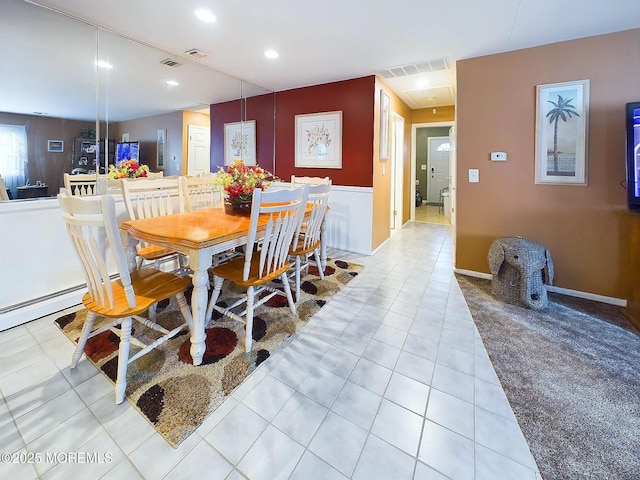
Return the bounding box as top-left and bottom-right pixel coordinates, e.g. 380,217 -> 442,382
491,151 -> 507,161
468,169 -> 479,183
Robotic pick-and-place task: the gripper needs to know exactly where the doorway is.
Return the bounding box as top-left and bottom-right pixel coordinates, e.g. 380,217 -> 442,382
411,123 -> 454,225
187,125 -> 210,176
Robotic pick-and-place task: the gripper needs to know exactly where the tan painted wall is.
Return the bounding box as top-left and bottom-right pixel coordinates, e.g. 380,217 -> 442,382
456,29 -> 640,303
412,105 -> 455,124
372,78 -> 414,250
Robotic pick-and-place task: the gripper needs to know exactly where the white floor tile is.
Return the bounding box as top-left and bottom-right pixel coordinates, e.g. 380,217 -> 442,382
289,450 -> 347,480
272,391 -> 328,446
165,440 -> 233,480
353,434 -> 415,480
331,381 -> 381,429
238,425 -> 305,480
0,223 -> 542,480
308,411 -> 368,477
371,399 -> 423,456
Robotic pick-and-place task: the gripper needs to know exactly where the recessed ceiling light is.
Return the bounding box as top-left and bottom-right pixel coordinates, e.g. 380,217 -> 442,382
264,49 -> 279,59
195,9 -> 217,23
166,80 -> 180,86
96,60 -> 113,69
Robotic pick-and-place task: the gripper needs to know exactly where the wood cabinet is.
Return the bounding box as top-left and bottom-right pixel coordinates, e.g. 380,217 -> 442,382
71,137 -> 115,174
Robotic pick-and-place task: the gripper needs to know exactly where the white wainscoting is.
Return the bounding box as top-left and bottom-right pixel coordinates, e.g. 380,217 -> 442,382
0,197 -> 129,331
0,184 -> 374,330
323,185 -> 373,255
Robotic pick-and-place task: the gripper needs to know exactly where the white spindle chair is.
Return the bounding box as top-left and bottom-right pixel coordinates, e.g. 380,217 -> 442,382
121,176 -> 187,271
288,182 -> 331,301
206,186 -> 307,352
180,175 -> 223,211
64,173 -> 98,196
58,190 -> 193,404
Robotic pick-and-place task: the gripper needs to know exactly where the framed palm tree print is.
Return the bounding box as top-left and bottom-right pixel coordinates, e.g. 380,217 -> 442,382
535,79 -> 589,185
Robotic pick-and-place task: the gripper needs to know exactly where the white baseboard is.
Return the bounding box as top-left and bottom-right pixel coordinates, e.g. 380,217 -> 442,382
0,289 -> 84,331
453,269 -> 627,307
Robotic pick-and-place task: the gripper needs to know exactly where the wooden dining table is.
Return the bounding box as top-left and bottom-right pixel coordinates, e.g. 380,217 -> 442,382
120,205 -> 322,366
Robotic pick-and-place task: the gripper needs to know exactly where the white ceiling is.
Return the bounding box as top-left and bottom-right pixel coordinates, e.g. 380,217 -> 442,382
6,0 -> 640,119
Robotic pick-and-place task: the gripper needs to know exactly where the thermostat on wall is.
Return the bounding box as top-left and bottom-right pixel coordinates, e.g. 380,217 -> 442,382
491,152 -> 507,161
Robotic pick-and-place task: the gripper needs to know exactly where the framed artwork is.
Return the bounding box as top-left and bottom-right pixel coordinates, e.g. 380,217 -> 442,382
122,133 -> 130,142
379,90 -> 390,160
535,79 -> 590,185
47,140 -> 63,152
157,129 -> 166,169
224,120 -> 256,165
295,111 -> 342,169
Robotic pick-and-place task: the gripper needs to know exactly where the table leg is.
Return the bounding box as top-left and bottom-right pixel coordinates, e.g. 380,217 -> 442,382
320,216 -> 327,270
123,233 -> 138,273
189,250 -> 212,366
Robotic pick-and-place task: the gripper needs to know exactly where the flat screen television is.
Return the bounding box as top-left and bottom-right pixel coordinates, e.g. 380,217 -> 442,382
626,102 -> 640,210
116,141 -> 140,164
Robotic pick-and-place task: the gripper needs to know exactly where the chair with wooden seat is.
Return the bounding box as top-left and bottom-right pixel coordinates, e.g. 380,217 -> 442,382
58,190 -> 193,404
180,175 -> 223,211
64,173 -> 98,196
180,175 -> 239,267
121,176 -> 187,271
206,186 -> 307,352
288,182 -> 331,301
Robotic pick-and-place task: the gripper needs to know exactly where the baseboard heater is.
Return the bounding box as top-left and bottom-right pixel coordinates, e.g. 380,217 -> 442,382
0,283 -> 86,316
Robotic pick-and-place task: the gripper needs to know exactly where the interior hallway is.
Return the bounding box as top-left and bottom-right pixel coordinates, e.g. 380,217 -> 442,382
414,204 -> 450,225
0,222 -> 539,480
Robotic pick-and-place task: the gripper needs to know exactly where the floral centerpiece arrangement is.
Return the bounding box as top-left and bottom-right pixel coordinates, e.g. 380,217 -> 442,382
214,159 -> 275,210
108,160 -> 150,179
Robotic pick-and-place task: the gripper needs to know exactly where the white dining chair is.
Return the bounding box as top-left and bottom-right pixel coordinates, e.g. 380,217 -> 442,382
58,190 -> 193,404
180,175 -> 223,211
121,176 -> 187,272
289,182 -> 331,301
64,173 -> 98,196
206,185 -> 307,352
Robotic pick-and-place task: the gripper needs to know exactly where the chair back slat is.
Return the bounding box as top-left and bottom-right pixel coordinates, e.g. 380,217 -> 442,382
244,186 -> 306,282
58,191 -> 135,310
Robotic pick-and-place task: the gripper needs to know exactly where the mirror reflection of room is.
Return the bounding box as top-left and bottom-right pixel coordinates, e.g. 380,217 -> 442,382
0,0 -> 273,202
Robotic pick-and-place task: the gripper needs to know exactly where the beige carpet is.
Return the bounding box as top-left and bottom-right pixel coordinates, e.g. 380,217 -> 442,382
54,259 -> 363,447
457,274 -> 640,480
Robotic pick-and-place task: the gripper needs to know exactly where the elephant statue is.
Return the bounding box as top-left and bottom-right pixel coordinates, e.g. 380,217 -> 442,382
487,236 -> 554,309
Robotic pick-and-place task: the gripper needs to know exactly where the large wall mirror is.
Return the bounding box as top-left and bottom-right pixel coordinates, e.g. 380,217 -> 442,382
0,0 -> 273,201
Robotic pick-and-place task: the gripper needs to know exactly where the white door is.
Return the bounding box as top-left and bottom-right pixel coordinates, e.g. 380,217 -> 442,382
187,125 -> 210,176
390,113 -> 404,230
427,136 -> 450,204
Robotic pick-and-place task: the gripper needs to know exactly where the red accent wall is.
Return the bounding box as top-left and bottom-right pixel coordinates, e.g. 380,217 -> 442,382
210,93 -> 275,173
275,76 -> 375,187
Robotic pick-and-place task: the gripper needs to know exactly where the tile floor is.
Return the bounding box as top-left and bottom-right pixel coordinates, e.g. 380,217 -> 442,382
414,205 -> 450,225
0,222 -> 541,480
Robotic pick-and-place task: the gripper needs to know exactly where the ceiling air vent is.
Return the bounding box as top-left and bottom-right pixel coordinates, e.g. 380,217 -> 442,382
160,58 -> 182,68
378,57 -> 449,78
184,48 -> 209,59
